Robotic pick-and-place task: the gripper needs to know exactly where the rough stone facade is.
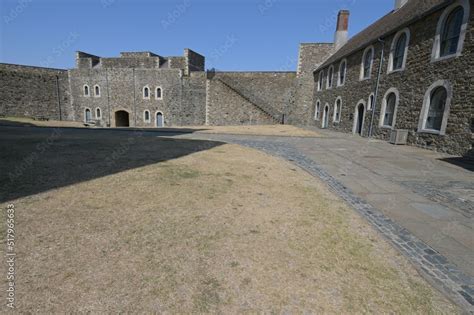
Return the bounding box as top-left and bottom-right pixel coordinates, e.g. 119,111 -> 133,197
0,0 -> 472,156
309,0 -> 473,157
0,64 -> 70,120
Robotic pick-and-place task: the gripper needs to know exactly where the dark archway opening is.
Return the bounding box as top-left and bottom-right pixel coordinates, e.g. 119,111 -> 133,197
357,104 -> 365,135
115,111 -> 130,127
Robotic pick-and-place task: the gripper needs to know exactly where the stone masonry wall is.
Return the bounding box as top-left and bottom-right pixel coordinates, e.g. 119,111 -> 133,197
68,67 -> 206,127
287,43 -> 334,125
0,63 -> 71,120
206,72 -> 296,125
311,6 -> 473,157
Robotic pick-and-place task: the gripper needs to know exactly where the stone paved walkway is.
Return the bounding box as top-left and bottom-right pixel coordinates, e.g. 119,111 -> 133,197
181,129 -> 474,311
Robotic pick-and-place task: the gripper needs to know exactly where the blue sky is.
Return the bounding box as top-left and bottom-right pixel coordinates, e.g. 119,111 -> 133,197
0,0 -> 392,71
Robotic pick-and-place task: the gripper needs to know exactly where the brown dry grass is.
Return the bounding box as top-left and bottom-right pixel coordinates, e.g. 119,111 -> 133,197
0,129 -> 457,313
194,125 -> 320,137
0,116 -> 84,128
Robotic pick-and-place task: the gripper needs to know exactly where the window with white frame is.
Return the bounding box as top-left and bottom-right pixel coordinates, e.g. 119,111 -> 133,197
368,93 -> 375,111
143,86 -> 150,99
95,108 -> 101,119
333,97 -> 342,122
144,110 -> 151,123
317,71 -> 324,91
327,66 -> 334,89
338,60 -> 347,86
418,80 -> 452,135
388,29 -> 410,72
360,46 -> 374,80
314,100 -> 321,120
380,88 -> 399,128
94,85 -> 101,97
83,85 -> 90,97
432,0 -> 470,61
156,87 -> 163,100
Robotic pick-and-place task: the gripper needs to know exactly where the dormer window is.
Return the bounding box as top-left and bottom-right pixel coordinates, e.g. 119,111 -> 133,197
360,46 -> 374,80
432,0 -> 470,61
327,66 -> 334,89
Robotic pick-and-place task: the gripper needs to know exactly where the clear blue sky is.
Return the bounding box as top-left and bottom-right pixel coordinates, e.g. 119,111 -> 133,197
0,0 -> 392,71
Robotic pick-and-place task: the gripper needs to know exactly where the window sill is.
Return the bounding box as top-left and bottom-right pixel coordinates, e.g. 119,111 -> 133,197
379,125 -> 394,130
387,68 -> 405,75
431,53 -> 461,63
360,77 -> 371,81
418,129 -> 445,135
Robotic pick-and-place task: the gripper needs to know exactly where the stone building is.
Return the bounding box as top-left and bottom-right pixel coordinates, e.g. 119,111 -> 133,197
304,0 -> 473,156
0,0 -> 472,156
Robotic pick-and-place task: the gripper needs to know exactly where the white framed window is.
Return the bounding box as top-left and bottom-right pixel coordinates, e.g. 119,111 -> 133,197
379,88 -> 400,129
326,65 -> 334,89
144,110 -> 151,123
418,80 -> 452,135
333,97 -> 342,122
432,0 -> 470,62
155,87 -> 163,100
388,28 -> 410,73
94,85 -> 101,97
84,108 -> 92,122
83,85 -> 90,97
314,100 -> 321,120
95,107 -> 102,119
317,71 -> 324,91
360,46 -> 374,80
337,59 -> 347,86
143,86 -> 150,99
367,93 -> 375,111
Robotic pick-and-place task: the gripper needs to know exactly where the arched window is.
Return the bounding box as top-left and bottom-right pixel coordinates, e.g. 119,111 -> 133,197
156,87 -> 163,100
418,81 -> 452,135
94,85 -> 101,97
318,71 -> 324,91
432,1 -> 470,60
96,108 -> 101,119
380,88 -> 399,128
441,7 -> 464,57
333,98 -> 342,122
389,29 -> 410,72
327,66 -> 334,89
361,46 -> 374,80
338,60 -> 347,86
143,86 -> 150,99
83,85 -> 90,97
368,93 -> 375,111
314,100 -> 321,120
84,108 -> 91,122
144,110 -> 151,123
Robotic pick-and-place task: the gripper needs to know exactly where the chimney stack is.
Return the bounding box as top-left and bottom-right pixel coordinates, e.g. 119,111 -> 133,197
334,10 -> 350,51
394,0 -> 409,10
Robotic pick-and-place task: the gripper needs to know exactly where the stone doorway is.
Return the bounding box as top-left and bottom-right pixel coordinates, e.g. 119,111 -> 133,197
115,111 -> 130,127
156,112 -> 164,128
353,103 -> 365,135
322,105 -> 329,129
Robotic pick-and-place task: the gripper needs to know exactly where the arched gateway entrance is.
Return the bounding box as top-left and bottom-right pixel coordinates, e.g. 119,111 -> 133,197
115,111 -> 130,127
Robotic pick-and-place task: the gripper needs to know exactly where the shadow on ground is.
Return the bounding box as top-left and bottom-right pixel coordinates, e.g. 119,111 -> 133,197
439,156 -> 474,172
0,126 -> 224,203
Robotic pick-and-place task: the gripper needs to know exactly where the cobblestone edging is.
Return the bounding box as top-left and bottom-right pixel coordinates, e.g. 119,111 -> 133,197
227,138 -> 474,313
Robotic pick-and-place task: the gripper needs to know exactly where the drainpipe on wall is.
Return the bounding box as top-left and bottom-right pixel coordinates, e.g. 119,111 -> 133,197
106,68 -> 111,127
55,75 -> 62,121
133,68 -> 137,127
368,38 -> 385,137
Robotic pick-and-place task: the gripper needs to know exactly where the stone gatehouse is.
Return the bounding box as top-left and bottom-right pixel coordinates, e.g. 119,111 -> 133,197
0,0 -> 472,157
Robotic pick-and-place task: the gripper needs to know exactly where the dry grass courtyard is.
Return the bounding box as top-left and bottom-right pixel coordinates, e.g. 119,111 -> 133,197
0,126 -> 459,313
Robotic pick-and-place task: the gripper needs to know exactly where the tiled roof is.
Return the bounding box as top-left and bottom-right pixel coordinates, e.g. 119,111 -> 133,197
317,0 -> 453,70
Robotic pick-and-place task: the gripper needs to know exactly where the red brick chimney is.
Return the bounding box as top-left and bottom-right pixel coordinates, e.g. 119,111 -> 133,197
334,10 -> 350,50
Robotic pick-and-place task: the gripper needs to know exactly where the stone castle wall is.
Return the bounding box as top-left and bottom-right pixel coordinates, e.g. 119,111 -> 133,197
0,63 -> 71,120
311,6 -> 473,156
